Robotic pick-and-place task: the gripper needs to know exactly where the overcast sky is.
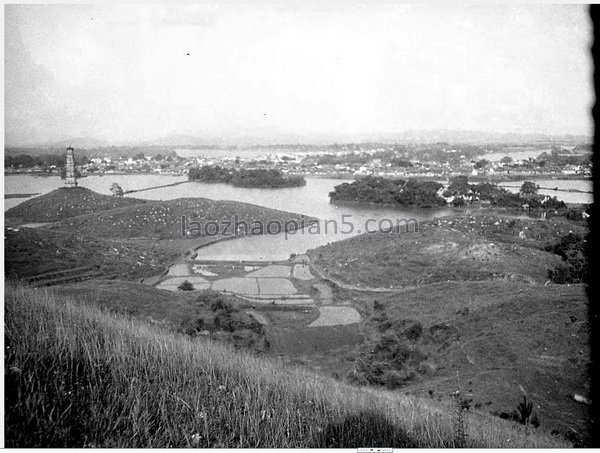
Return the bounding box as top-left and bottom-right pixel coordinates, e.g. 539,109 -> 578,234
4,3 -> 594,146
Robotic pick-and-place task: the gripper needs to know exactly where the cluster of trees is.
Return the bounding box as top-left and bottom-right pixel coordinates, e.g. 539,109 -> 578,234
310,145 -> 491,169
444,176 -> 567,210
409,144 -> 491,165
329,176 -> 446,207
473,159 -> 490,169
181,292 -> 268,352
5,153 -> 89,170
188,165 -> 233,183
330,175 -> 568,210
535,150 -> 591,167
110,183 -> 124,197
188,165 -> 306,188
545,232 -> 588,284
5,149 -> 178,171
233,169 -> 306,187
314,153 -> 372,166
309,150 -> 402,167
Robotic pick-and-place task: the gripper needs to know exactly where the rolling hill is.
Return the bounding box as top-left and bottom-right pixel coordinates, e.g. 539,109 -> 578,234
5,187 -> 146,222
48,197 -> 314,240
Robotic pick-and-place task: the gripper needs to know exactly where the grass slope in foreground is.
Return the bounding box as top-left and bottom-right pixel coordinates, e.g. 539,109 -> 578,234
4,284 -> 569,448
344,280 -> 589,443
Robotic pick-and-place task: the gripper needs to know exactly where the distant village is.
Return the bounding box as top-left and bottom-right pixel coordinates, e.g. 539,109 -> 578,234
4,142 -> 592,181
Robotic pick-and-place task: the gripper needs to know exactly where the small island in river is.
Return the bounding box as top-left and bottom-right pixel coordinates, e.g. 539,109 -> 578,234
189,165 -> 306,188
329,175 -> 572,211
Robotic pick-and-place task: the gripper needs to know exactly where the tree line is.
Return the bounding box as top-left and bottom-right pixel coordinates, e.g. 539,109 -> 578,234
329,176 -> 446,207
330,175 -> 567,210
5,153 -> 90,169
188,165 -> 306,188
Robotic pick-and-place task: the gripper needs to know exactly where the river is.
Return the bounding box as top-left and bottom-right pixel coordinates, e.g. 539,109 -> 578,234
4,174 -> 593,260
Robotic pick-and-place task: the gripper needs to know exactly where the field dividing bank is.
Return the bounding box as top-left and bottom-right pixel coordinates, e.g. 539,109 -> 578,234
4,284 -> 569,448
4,192 -> 40,199
123,180 -> 192,194
500,184 -> 592,194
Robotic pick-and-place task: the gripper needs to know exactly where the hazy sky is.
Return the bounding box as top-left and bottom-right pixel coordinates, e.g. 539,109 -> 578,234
4,3 -> 594,145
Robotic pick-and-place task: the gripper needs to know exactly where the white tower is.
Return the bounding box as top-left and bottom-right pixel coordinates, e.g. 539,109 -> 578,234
65,146 -> 78,188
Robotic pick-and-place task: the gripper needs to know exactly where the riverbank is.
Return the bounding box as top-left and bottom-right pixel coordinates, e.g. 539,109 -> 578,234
6,168 -> 592,183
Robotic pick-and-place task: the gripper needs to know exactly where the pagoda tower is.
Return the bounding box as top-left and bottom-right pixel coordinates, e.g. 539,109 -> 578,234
65,146 -> 78,188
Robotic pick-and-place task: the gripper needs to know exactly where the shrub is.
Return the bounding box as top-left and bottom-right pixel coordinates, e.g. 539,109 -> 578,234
546,233 -> 588,283
452,197 -> 466,207
177,280 -> 194,291
403,322 -> 423,341
496,396 -> 541,429
563,207 -> 587,221
382,369 -> 415,389
520,181 -> 538,195
548,264 -> 579,284
209,298 -> 234,313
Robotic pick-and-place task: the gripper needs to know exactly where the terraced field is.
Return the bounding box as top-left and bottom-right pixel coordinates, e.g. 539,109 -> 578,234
150,259 -> 362,354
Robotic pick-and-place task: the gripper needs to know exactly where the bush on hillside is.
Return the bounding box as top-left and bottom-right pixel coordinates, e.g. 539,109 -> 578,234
545,232 -> 588,284
182,292 -> 265,351
562,206 -> 589,221
349,315 -> 427,389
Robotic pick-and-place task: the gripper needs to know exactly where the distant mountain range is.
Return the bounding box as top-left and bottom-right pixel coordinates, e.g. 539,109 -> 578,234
20,137 -> 112,149
369,129 -> 591,145
139,130 -> 593,146
7,129 -> 592,149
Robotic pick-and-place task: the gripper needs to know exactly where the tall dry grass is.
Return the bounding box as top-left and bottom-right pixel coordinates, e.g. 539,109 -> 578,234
4,283 -> 569,448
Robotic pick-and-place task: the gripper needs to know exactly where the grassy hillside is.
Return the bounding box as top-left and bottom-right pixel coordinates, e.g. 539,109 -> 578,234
5,189 -> 315,281
340,281 -> 590,444
5,283 -> 568,448
309,213 -> 588,287
4,228 -> 179,281
303,212 -> 590,444
49,197 -> 314,240
5,187 -> 145,222
50,281 -> 268,352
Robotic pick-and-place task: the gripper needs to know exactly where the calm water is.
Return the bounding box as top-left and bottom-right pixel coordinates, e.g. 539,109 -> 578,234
483,148 -> 550,162
3,174 -> 187,210
4,174 -> 592,260
4,174 -> 449,219
498,179 -> 593,204
193,208 -> 451,261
